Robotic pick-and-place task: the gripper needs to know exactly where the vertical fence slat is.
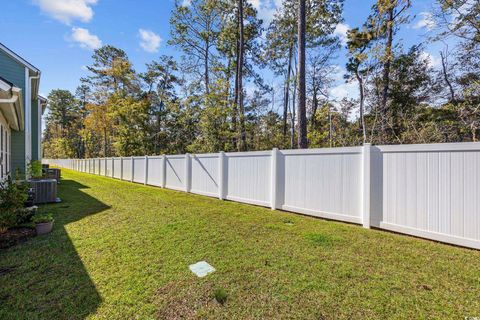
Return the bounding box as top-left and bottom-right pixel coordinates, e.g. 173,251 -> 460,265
161,155 -> 166,188
185,153 -> 191,192
218,151 -> 225,200
362,143 -> 371,229
120,157 -> 123,180
270,148 -> 278,210
144,155 -> 148,185
131,156 -> 134,182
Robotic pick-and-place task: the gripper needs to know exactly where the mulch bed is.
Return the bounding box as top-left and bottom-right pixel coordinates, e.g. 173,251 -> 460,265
0,228 -> 36,249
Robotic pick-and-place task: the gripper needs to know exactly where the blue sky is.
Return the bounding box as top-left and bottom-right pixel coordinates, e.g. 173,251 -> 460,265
0,0 -> 444,109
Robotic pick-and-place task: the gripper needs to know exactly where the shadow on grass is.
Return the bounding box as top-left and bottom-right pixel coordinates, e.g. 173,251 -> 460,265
0,179 -> 110,319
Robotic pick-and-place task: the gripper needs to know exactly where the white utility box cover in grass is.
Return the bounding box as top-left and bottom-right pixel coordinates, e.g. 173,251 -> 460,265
189,261 -> 216,277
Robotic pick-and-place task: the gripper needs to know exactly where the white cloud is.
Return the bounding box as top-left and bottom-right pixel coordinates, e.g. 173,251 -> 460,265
413,12 -> 436,30
247,0 -> 280,25
70,27 -> 102,50
324,66 -> 359,102
139,29 -> 162,53
420,51 -> 441,68
33,0 -> 98,25
181,0 -> 192,7
334,23 -> 350,46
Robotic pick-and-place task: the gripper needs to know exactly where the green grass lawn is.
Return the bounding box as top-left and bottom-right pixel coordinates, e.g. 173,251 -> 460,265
1,170 -> 479,319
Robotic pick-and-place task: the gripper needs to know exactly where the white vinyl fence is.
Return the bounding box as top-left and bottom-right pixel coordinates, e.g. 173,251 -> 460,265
44,142 -> 480,250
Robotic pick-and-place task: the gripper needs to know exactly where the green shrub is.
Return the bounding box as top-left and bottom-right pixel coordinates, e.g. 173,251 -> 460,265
32,213 -> 54,224
0,177 -> 29,233
16,207 -> 37,225
27,160 -> 43,179
213,287 -> 228,305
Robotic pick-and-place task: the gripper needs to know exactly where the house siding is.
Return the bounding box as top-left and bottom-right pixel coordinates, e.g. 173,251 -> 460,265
31,98 -> 39,160
0,49 -> 27,176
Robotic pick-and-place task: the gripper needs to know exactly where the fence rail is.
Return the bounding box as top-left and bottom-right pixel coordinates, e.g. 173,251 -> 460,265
44,142 -> 480,250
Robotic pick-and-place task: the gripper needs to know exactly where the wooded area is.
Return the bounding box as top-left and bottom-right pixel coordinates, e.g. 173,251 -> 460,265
43,0 -> 480,159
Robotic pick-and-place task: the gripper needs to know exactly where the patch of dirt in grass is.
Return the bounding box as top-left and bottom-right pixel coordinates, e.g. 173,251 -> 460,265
0,228 -> 36,249
155,279 -> 222,319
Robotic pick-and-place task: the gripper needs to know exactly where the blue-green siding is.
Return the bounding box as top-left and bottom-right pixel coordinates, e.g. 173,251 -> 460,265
0,49 -> 26,176
31,97 -> 39,161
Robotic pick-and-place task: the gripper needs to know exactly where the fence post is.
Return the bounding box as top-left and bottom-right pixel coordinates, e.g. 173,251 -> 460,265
185,153 -> 191,192
120,157 -> 123,180
270,148 -> 279,210
161,155 -> 166,188
218,151 -> 225,200
104,158 -> 107,176
131,156 -> 134,182
144,155 -> 148,185
111,158 -> 115,178
362,143 -> 371,229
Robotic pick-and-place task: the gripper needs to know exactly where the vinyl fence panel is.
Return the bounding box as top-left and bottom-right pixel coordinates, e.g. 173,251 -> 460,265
280,148 -> 363,224
190,153 -> 219,197
122,157 -> 132,181
165,155 -> 185,191
378,143 -> 480,249
225,151 -> 271,207
113,158 -> 122,179
146,156 -> 164,187
133,157 -> 146,184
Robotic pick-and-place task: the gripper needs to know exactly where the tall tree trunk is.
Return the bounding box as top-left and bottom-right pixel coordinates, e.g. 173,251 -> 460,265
205,40 -> 210,96
238,0 -> 246,151
380,7 -> 394,142
311,87 -> 318,128
233,38 -> 239,150
440,50 -> 456,103
297,0 -> 308,149
283,45 -> 293,144
328,103 -> 333,147
291,73 -> 297,149
355,68 -> 366,143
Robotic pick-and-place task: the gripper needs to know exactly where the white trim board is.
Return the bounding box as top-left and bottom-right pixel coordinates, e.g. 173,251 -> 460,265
380,222 -> 480,250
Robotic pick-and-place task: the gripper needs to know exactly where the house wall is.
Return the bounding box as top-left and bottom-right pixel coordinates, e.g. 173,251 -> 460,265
0,49 -> 26,177
31,97 -> 39,161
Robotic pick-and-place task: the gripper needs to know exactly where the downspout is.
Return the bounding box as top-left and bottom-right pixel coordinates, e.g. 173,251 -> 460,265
25,70 -> 41,176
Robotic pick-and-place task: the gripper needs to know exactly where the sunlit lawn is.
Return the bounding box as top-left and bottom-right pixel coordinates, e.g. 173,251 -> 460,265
1,169 -> 479,319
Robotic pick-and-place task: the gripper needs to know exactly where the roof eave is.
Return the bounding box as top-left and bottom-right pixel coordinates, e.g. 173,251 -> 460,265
0,42 -> 40,73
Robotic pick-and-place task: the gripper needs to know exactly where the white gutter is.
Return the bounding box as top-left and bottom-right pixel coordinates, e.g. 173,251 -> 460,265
0,87 -> 23,131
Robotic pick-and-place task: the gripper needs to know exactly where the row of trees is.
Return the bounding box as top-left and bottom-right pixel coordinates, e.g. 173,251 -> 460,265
43,0 -> 479,159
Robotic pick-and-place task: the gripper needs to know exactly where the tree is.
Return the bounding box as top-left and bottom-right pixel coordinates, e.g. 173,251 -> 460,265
169,0 -> 222,96
346,27 -> 375,142
43,90 -> 84,158
82,45 -> 137,98
370,0 -> 411,141
265,0 -> 343,147
141,56 -> 183,154
236,0 -> 247,151
297,0 -> 308,148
